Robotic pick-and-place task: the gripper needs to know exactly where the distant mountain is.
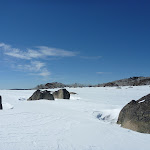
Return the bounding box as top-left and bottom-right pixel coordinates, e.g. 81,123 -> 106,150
34,82 -> 66,89
33,76 -> 150,89
34,82 -> 90,89
97,76 -> 150,87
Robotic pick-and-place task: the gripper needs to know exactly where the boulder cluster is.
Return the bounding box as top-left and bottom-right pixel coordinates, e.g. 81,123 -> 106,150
28,89 -> 70,101
117,93 -> 150,134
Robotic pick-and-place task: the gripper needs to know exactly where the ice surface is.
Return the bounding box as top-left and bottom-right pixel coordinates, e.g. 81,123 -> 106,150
0,86 -> 150,150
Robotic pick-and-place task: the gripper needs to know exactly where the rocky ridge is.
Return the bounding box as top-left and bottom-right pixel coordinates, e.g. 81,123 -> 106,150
97,76 -> 150,87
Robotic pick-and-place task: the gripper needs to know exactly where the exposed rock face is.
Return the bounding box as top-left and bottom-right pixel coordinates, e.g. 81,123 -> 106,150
98,76 -> 150,87
34,82 -> 90,89
0,96 -> 3,110
117,94 -> 150,133
53,89 -> 70,99
104,82 -> 119,87
28,90 -> 54,100
45,82 -> 65,89
34,82 -> 66,89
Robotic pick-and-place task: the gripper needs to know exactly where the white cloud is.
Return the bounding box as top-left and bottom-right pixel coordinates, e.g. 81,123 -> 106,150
37,46 -> 77,57
0,42 -> 76,78
18,61 -> 45,72
5,48 -> 31,60
17,61 -> 50,77
26,49 -> 42,58
38,69 -> 51,77
0,42 -> 103,79
0,43 -> 11,50
0,43 -> 30,59
32,61 -> 45,71
0,43 -> 77,59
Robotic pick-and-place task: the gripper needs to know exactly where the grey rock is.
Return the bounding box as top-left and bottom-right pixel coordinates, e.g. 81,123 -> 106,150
28,90 -> 54,100
0,96 -> 3,110
42,90 -> 54,100
98,76 -> 150,87
117,93 -> 150,133
53,89 -> 70,99
34,82 -> 66,89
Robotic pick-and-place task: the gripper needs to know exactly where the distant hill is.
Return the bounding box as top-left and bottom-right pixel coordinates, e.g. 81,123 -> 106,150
33,76 -> 150,89
34,82 -> 66,89
97,76 -> 150,87
34,82 -> 88,89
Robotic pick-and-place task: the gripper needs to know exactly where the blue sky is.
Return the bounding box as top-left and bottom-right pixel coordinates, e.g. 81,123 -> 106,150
0,0 -> 150,89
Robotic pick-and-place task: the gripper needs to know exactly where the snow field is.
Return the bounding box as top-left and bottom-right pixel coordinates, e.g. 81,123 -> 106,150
0,86 -> 150,150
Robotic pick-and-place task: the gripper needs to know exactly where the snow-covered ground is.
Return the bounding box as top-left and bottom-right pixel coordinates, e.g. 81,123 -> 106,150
0,86 -> 150,150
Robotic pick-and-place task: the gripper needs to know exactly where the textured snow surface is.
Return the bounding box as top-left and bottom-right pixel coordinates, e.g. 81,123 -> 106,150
0,86 -> 150,150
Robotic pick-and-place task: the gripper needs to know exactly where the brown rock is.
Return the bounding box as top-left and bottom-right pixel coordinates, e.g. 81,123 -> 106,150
117,94 -> 150,133
53,89 -> 70,99
28,90 -> 54,100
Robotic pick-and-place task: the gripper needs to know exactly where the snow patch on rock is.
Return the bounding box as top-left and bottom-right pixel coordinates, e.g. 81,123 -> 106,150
138,99 -> 145,103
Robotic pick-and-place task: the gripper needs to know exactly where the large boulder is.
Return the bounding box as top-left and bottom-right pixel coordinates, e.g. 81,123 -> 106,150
28,90 -> 54,100
117,93 -> 150,133
53,89 -> 70,99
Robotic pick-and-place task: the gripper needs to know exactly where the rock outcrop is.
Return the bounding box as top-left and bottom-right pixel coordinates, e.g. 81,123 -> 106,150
34,82 -> 66,89
53,89 -> 70,99
117,94 -> 150,133
97,76 -> 150,87
34,82 -> 90,89
28,90 -> 54,100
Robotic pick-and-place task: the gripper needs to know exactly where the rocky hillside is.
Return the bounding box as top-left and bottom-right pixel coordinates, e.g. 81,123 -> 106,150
34,82 -> 90,89
97,76 -> 150,87
33,76 -> 150,89
34,82 -> 66,89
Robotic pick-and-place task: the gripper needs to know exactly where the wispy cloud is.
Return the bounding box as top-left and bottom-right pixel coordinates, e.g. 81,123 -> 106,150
0,43 -> 77,60
17,61 -> 50,77
37,46 -> 77,57
0,42 -> 103,79
17,61 -> 45,72
0,43 -> 11,50
0,42 -> 77,78
37,69 -> 50,77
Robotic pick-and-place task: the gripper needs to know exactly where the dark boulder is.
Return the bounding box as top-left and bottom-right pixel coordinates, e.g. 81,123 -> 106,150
53,89 -> 70,99
28,90 -> 54,100
117,93 -> 150,133
0,96 -> 3,110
